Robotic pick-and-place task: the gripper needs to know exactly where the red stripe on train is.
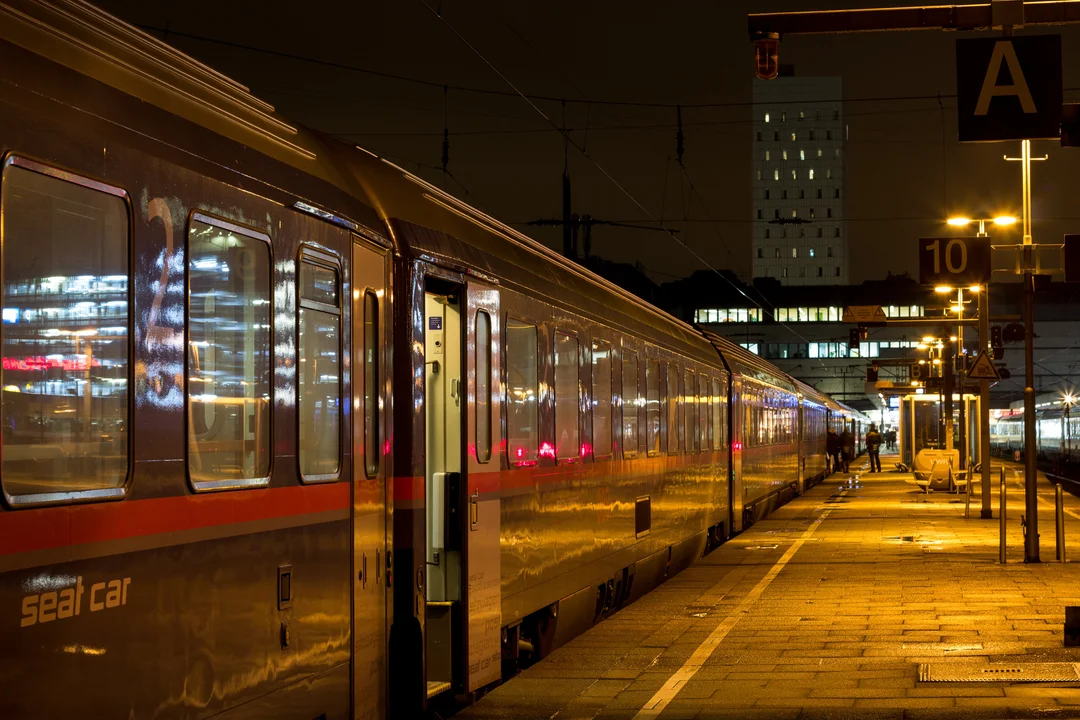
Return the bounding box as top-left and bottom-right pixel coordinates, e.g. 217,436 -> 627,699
0,482 -> 349,558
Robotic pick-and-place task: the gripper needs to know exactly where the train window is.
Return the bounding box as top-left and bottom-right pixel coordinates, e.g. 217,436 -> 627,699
712,377 -> 723,450
475,311 -> 492,463
591,341 -> 612,458
506,319 -> 538,465
622,350 -> 639,458
298,255 -> 341,482
699,374 -> 709,451
187,214 -> 272,490
554,331 -> 580,461
645,357 -> 660,456
0,161 -> 130,502
364,292 -> 380,478
667,363 -> 679,454
684,369 -> 696,452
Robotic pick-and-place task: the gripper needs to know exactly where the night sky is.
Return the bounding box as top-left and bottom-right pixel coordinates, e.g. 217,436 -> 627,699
94,0 -> 1080,286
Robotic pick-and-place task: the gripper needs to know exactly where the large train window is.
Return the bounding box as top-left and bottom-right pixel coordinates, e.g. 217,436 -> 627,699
683,369 -> 696,453
298,251 -> 341,482
0,159 -> 129,504
506,318 -> 538,465
591,341 -> 612,459
554,331 -> 579,461
667,362 -> 679,454
363,291 -> 379,478
475,310 -> 492,464
645,357 -> 660,456
187,213 -> 272,490
622,350 -> 639,458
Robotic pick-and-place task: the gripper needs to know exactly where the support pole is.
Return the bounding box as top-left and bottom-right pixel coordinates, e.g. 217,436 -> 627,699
944,338 -> 954,452
1021,140 -> 1040,563
1056,482 -> 1066,563
1000,466 -> 1007,564
979,283 -> 992,518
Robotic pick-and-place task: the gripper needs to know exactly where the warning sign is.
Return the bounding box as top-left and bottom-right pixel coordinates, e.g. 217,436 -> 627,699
841,305 -> 887,324
967,350 -> 1001,381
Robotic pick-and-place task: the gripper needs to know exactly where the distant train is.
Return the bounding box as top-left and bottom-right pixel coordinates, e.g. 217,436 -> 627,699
0,3 -> 866,719
990,407 -> 1080,461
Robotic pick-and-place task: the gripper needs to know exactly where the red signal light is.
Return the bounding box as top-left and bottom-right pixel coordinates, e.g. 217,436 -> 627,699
754,34 -> 780,80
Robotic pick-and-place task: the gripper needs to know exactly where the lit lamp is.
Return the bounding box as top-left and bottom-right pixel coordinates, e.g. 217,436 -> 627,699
947,215 -> 1017,237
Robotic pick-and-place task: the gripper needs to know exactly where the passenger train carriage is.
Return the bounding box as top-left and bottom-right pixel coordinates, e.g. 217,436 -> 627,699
0,3 -> 855,718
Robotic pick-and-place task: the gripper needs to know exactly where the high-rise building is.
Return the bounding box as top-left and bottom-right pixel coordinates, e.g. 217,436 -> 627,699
751,74 -> 846,285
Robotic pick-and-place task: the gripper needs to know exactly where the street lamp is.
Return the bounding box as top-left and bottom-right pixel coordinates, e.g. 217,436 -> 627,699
943,214 -> 1016,515
1063,391 -> 1076,457
947,215 -> 1017,237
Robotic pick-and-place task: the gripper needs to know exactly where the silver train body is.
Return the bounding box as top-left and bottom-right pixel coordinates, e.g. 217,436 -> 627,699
0,3 -> 862,718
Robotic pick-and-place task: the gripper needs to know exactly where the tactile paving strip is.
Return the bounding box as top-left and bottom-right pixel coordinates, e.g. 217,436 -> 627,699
919,662 -> 1080,682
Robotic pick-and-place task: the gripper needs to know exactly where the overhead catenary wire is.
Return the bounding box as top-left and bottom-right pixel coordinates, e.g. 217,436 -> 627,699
137,23 -> 1080,112
414,0 -> 840,372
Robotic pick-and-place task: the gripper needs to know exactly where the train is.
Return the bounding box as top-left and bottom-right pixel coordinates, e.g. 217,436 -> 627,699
990,406 -> 1080,462
0,3 -> 867,719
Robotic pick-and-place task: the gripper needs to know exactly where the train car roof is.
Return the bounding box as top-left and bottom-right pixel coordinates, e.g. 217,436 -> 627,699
341,150 -> 728,364
700,330 -> 795,393
791,377 -> 829,407
0,0 -> 376,208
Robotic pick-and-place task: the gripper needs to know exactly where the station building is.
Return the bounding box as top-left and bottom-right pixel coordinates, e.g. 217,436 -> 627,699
661,271 -> 1080,424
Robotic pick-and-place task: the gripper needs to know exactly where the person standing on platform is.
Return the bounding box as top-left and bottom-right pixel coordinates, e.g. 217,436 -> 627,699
826,428 -> 840,474
866,424 -> 883,473
840,427 -> 854,473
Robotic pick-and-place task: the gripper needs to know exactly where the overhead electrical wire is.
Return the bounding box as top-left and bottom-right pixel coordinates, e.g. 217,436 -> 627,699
137,23 -> 1080,112
413,0 -> 846,373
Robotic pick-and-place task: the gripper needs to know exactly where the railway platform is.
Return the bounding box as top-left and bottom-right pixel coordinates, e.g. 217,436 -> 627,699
458,455 -> 1080,719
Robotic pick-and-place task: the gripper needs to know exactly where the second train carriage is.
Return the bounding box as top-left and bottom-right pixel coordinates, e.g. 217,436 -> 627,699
0,3 -> 855,719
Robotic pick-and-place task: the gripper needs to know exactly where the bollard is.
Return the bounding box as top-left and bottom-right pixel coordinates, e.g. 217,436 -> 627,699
1066,607 -> 1080,647
1000,467 -> 1007,564
1057,483 -> 1067,563
965,473 -> 971,519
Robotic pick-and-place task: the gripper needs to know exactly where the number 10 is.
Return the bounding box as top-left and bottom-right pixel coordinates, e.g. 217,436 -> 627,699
927,238 -> 968,274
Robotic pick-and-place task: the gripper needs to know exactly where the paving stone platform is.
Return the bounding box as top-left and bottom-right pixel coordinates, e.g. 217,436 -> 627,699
457,455 -> 1080,720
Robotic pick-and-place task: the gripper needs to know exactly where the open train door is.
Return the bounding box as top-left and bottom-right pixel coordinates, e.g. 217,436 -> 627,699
351,238 -> 391,720
463,280 -> 502,695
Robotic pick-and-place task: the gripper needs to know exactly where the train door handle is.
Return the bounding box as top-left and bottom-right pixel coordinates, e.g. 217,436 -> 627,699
470,490 -> 479,531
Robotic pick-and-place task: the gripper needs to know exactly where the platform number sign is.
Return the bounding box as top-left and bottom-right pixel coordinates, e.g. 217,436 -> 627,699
918,236 -> 990,286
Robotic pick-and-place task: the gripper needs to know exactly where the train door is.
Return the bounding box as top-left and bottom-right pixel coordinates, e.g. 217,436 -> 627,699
730,376 -> 744,532
422,277 -> 503,699
423,279 -> 462,699
463,281 -> 501,694
351,239 -> 390,720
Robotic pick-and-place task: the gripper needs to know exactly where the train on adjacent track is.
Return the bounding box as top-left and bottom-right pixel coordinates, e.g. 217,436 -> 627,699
0,3 -> 868,718
990,406 -> 1080,463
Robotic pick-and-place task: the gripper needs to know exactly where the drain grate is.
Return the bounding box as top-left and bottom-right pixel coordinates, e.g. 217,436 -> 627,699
919,662 -> 1080,682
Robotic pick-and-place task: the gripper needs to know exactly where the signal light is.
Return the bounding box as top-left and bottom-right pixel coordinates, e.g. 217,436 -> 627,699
753,33 -> 780,80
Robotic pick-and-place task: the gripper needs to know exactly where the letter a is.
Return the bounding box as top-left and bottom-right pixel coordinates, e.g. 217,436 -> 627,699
975,41 -> 1036,115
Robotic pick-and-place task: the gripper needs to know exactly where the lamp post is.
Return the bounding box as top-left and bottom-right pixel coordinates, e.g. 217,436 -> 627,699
945,215 -> 1016,520
917,336 -> 945,447
1064,392 -> 1076,458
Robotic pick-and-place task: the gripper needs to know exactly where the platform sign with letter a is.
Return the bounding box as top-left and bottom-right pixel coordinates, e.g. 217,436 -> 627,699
956,35 -> 1062,142
967,350 -> 1001,381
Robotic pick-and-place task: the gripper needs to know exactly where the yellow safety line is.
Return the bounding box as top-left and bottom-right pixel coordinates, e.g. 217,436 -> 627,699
632,489 -> 848,719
